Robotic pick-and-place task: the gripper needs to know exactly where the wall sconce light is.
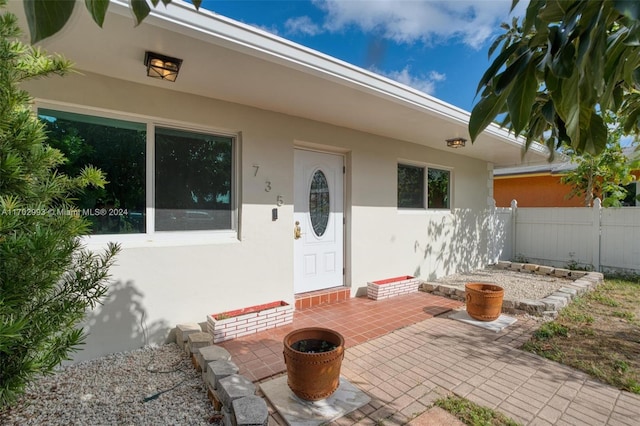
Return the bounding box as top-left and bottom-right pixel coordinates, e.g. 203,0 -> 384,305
144,51 -> 183,82
446,137 -> 467,148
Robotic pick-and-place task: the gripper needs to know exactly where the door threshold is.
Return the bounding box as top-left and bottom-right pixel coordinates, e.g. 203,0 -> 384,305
294,287 -> 350,310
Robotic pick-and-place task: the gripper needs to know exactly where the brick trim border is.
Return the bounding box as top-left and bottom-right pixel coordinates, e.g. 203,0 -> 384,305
367,276 -> 421,300
295,287 -> 350,310
207,301 -> 294,343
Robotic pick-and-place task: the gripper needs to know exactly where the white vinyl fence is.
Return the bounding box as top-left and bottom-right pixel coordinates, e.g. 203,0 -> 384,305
493,199 -> 640,274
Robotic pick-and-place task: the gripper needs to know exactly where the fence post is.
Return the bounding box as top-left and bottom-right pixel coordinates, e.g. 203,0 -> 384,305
488,198 -> 497,263
510,199 -> 518,261
592,198 -> 601,271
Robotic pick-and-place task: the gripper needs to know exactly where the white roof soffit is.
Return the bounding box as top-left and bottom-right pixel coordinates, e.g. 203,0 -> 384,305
16,0 -> 549,167
494,161 -> 575,176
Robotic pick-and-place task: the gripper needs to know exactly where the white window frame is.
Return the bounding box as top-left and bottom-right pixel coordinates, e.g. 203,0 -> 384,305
35,100 -> 241,248
397,160 -> 454,212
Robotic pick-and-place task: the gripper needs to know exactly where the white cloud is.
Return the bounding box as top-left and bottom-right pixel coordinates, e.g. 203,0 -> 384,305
620,134 -> 638,148
373,65 -> 446,94
285,16 -> 323,36
429,70 -> 446,82
313,0 -> 520,49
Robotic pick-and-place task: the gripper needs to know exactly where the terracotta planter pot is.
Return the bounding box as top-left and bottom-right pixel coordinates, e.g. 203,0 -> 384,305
465,283 -> 504,321
283,327 -> 345,401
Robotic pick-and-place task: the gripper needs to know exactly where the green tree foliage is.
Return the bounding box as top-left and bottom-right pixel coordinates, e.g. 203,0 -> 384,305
397,164 -> 425,208
24,0 -> 202,44
470,0 -> 640,157
0,1 -> 119,408
155,130 -> 233,212
427,169 -> 450,209
561,115 -> 640,207
41,113 -> 147,234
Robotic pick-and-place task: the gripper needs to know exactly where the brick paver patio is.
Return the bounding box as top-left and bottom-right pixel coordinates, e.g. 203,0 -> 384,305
218,292 -> 640,425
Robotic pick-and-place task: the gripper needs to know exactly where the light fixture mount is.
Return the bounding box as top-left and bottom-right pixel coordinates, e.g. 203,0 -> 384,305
446,137 -> 467,148
144,51 -> 183,82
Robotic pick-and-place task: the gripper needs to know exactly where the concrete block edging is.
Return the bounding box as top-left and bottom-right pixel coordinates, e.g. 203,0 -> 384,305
420,261 -> 603,317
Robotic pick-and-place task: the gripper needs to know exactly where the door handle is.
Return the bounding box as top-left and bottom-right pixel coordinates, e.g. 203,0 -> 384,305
294,221 -> 303,240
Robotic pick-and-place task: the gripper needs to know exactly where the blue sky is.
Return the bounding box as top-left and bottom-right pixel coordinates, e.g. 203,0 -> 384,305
198,0 -> 527,112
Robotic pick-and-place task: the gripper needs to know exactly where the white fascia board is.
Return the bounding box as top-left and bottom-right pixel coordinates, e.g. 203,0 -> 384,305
494,158 -> 574,176
109,1 -> 460,115
108,0 -> 548,157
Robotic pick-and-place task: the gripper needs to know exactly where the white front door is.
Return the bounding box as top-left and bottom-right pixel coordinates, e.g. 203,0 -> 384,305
294,149 -> 344,293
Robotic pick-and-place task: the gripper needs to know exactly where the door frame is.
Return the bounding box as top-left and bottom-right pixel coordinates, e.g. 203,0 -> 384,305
293,145 -> 350,294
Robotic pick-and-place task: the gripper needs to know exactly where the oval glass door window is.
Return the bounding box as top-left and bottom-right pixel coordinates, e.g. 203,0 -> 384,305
309,170 -> 330,237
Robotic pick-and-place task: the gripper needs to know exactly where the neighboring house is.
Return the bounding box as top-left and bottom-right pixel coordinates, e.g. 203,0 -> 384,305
9,0 -> 548,361
494,162 -> 583,207
494,149 -> 640,207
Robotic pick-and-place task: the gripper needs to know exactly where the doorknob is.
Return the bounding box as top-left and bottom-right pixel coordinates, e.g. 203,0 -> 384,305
294,221 -> 302,240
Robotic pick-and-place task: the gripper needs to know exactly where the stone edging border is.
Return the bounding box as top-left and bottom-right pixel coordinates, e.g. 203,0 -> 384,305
420,261 -> 604,317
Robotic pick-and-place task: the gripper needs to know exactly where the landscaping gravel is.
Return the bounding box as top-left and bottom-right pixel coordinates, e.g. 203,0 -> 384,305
431,266 -> 572,301
0,344 -> 217,426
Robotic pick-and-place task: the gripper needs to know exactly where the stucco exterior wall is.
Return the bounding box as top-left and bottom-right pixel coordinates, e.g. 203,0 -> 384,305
494,175 -> 584,207
23,72 -> 492,361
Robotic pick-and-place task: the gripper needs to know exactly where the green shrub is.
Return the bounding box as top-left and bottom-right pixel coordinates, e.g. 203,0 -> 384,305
0,1 -> 119,408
